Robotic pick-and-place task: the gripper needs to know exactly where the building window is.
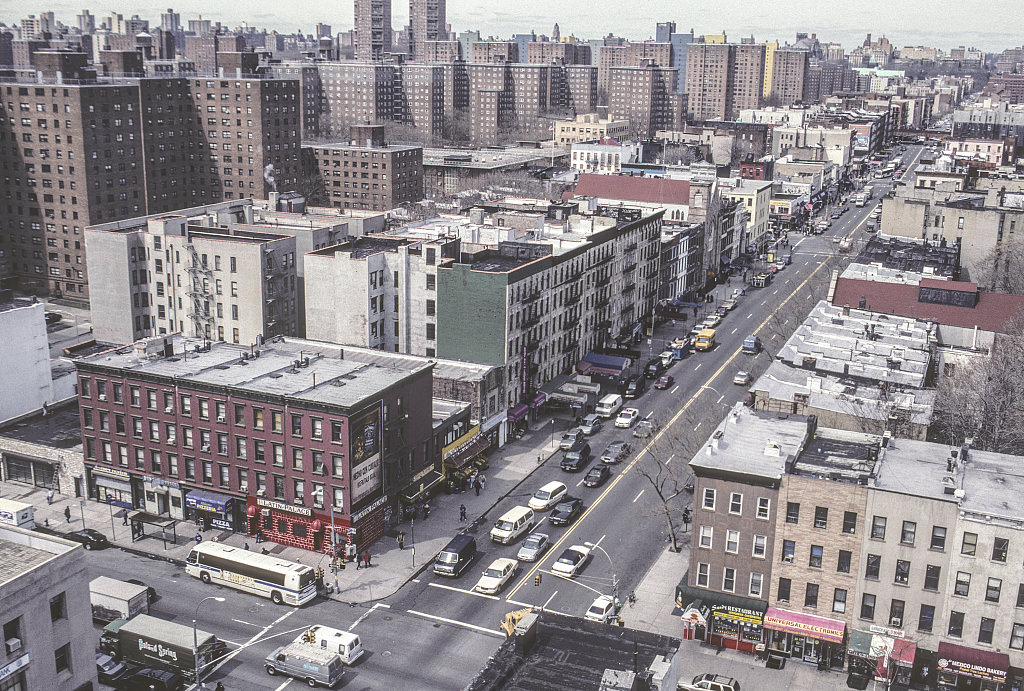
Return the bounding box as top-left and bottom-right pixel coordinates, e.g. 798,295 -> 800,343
833,589 -> 847,614
1017,584 -> 1024,608
752,535 -> 767,558
749,572 -> 763,597
901,521 -> 916,545
729,492 -> 742,515
49,592 -> 66,621
955,571 -> 971,597
696,563 -> 710,588
785,501 -> 799,524
722,567 -> 736,592
930,525 -> 946,550
331,421 -> 343,443
809,545 -> 823,568
778,578 -> 791,602
1011,623 -> 1024,650
756,497 -> 770,520
782,540 -> 795,562
890,599 -> 905,627
861,593 -> 876,620
925,565 -> 941,591
814,506 -> 828,529
961,532 -> 977,556
805,583 -> 819,608
871,515 -> 886,540
837,550 -> 852,574
993,537 -> 1009,563
726,530 -> 739,554
699,525 -> 713,549
55,642 -> 71,674
894,560 -> 910,585
865,554 -> 881,579
946,614 -> 962,638
702,488 -> 716,510
987,578 -> 1002,603
979,617 -> 995,645
842,511 -> 857,534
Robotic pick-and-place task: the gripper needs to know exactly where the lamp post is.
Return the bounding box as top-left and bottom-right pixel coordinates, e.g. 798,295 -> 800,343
193,595 -> 224,688
583,541 -> 618,603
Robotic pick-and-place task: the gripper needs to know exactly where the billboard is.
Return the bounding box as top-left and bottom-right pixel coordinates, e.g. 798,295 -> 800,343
349,406 -> 382,506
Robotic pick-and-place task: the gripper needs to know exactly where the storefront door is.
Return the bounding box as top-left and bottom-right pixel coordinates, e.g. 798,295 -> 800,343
803,637 -> 820,664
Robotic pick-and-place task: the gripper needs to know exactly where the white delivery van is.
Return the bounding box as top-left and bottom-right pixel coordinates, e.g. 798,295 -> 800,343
297,625 -> 365,665
489,506 -> 535,545
595,394 -> 623,419
0,499 -> 35,529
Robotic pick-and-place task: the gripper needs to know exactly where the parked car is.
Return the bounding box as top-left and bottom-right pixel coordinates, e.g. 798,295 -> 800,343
601,440 -> 631,464
64,528 -> 110,550
715,305 -> 729,318
528,481 -> 568,511
95,653 -> 131,685
126,579 -> 158,605
584,595 -> 618,624
560,445 -> 592,472
679,673 -> 741,691
516,533 -> 551,562
474,558 -> 518,595
44,311 -> 62,325
654,375 -> 674,390
701,314 -> 722,329
733,371 -> 751,386
614,408 -> 640,428
583,465 -> 611,488
721,298 -> 738,311
549,497 -> 584,527
551,545 -> 591,577
633,419 -> 655,438
579,414 -> 603,436
559,428 -> 584,450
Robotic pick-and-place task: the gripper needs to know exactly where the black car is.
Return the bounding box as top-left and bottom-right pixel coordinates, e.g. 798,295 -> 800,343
64,528 -> 109,550
583,465 -> 611,487
560,444 -> 592,472
96,653 -> 132,685
126,579 -> 158,605
549,497 -> 584,526
601,440 -> 631,464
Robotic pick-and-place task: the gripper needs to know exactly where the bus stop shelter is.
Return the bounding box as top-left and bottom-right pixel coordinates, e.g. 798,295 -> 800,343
127,510 -> 179,550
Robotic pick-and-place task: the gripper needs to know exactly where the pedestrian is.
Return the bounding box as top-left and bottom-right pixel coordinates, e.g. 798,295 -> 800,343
397,532 -> 406,550
423,502 -> 431,520
363,551 -> 371,568
243,542 -> 249,551
459,504 -> 467,521
64,506 -> 71,523
693,305 -> 698,317
467,473 -> 475,491
195,532 -> 202,544
478,474 -> 486,491
122,511 -> 128,526
355,551 -> 362,569
215,683 -> 225,691
474,478 -> 480,496
47,489 -> 54,505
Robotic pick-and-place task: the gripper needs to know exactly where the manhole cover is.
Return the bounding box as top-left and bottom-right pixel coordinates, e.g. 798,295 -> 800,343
381,651 -> 392,656
248,605 -> 261,614
382,615 -> 393,621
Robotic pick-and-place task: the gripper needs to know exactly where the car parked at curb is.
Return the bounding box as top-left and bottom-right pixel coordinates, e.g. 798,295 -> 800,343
64,528 -> 110,550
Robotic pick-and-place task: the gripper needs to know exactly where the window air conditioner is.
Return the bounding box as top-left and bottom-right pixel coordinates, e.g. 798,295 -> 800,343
782,555 -> 794,563
98,394 -> 107,401
5,638 -> 21,653
239,483 -> 248,493
165,407 -> 173,414
217,415 -> 226,423
891,617 -> 902,627
201,444 -> 211,452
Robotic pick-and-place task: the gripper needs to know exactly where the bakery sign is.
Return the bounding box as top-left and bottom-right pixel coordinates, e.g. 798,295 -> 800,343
937,656 -> 1007,683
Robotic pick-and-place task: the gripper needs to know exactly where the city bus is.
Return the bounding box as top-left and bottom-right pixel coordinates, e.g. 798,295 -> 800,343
185,542 -> 317,606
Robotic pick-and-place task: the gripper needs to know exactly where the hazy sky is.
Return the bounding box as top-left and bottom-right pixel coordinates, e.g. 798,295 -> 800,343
14,1 -> 1022,52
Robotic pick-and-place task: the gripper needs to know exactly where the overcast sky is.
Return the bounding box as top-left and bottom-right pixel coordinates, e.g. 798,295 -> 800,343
14,1 -> 1021,52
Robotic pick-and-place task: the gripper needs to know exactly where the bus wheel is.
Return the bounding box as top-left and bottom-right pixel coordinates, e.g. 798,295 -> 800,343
200,572 -> 211,584
271,591 -> 283,605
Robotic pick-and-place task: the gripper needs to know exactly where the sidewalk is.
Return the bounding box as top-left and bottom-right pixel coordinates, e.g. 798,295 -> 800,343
0,420 -> 565,606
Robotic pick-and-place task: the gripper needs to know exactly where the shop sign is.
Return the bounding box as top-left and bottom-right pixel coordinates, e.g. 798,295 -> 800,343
937,657 -> 1007,683
868,624 -> 905,639
91,466 -> 131,480
210,517 -> 232,530
443,425 -> 482,462
411,465 -> 436,483
711,604 -> 764,626
146,477 -> 180,490
257,497 -> 312,517
0,652 -> 29,682
351,495 -> 386,522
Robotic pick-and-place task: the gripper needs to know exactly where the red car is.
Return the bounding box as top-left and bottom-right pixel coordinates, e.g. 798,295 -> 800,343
654,375 -> 674,390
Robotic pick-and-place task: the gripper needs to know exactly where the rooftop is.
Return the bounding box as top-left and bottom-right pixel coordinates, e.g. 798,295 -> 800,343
0,399 -> 83,450
791,426 -> 881,483
422,146 -> 561,170
848,235 -> 960,280
304,141 -> 421,153
0,525 -> 78,587
76,336 -> 431,411
571,173 -> 691,205
688,404 -> 811,482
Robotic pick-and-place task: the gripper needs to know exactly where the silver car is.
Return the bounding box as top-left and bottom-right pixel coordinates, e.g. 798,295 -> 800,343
517,532 -> 550,562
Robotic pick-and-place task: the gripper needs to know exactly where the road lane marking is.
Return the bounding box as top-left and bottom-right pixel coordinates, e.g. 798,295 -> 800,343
694,422 -> 702,432
671,385 -> 679,393
407,610 -> 504,637
731,328 -> 737,334
198,605 -> 299,688
507,598 -> 533,608
219,639 -> 244,647
632,489 -> 644,503
747,313 -> 752,319
231,619 -> 262,628
772,289 -> 778,295
694,363 -> 702,371
666,453 -> 676,465
273,680 -> 292,691
351,602 -> 390,629
717,395 -> 724,404
542,590 -> 559,611
576,476 -> 587,487
428,582 -> 501,601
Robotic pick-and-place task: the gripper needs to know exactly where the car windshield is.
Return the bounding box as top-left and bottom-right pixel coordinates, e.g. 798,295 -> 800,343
483,567 -> 503,578
587,605 -> 605,615
534,489 -> 550,500
437,552 -> 457,564
565,452 -> 580,461
495,519 -> 514,530
554,501 -> 574,512
523,537 -> 543,549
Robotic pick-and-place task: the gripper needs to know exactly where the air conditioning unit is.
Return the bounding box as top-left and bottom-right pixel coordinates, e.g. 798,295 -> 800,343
165,407 -> 173,414
201,444 -> 211,452
5,638 -> 21,654
256,489 -> 266,497
98,394 -> 107,401
891,617 -> 902,627
782,555 -> 794,563
216,415 -> 226,423
239,483 -> 248,493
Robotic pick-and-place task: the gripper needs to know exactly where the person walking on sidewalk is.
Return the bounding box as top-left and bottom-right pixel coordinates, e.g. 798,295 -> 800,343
122,511 -> 128,526
47,489 -> 54,505
422,502 -> 430,520
64,506 -> 71,523
478,474 -> 486,492
397,532 -> 405,550
474,478 -> 480,496
362,551 -> 371,568
459,504 -> 467,521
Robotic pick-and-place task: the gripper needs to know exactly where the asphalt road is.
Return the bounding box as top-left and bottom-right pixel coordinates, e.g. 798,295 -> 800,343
81,146 -> 924,690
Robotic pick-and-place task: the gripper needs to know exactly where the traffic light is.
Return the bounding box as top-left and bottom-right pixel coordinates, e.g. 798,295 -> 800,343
534,573 -> 542,586
682,508 -> 692,524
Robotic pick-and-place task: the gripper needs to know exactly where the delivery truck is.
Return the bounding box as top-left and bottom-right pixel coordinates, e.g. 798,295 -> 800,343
99,614 -> 225,683
0,499 -> 35,529
90,576 -> 150,624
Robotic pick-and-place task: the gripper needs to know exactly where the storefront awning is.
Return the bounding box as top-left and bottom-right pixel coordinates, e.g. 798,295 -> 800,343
937,642 -> 1008,683
548,390 -> 588,406
443,435 -> 489,470
763,607 -> 845,643
720,253 -> 732,265
399,470 -> 444,504
507,404 -> 530,422
676,581 -> 768,621
848,629 -> 917,667
529,392 -> 547,408
185,488 -> 233,513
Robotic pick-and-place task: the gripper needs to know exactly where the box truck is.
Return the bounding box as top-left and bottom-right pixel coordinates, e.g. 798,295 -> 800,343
90,576 -> 150,624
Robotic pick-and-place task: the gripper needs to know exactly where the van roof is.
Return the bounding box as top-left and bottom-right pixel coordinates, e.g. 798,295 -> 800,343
499,505 -> 533,520
697,328 -> 716,336
310,626 -> 359,644
539,480 -> 566,492
441,534 -> 476,551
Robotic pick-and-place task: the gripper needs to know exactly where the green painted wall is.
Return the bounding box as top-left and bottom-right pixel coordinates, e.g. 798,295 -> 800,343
437,264 -> 508,365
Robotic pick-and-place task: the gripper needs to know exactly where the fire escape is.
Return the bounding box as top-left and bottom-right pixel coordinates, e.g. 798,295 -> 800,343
185,244 -> 215,339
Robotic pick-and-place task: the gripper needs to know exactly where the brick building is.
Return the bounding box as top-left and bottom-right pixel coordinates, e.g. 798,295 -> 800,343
75,335 -> 435,553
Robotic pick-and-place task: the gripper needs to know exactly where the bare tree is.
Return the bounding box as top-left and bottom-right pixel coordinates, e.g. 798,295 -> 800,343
974,243 -> 1024,295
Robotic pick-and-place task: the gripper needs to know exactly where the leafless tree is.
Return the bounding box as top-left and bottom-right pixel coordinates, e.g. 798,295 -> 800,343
975,243 -> 1024,295
933,311 -> 1024,454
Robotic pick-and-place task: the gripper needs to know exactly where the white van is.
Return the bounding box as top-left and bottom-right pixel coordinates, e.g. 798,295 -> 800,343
595,394 -> 623,419
298,625 -> 365,665
489,506 -> 535,545
528,481 -> 567,511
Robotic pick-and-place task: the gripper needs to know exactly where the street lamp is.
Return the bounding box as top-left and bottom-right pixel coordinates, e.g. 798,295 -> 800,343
583,541 -> 618,602
193,596 -> 224,688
